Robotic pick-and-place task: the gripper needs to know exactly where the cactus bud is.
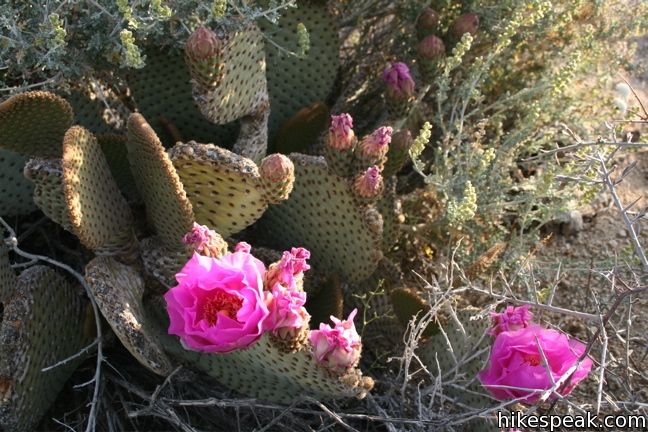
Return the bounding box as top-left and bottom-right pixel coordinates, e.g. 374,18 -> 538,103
260,154 -> 295,204
328,113 -> 356,151
186,27 -> 221,61
381,62 -> 415,101
417,35 -> 445,60
358,126 -> 392,160
182,222 -> 227,258
354,166 -> 384,201
450,13 -> 479,39
417,8 -> 440,34
310,309 -> 362,374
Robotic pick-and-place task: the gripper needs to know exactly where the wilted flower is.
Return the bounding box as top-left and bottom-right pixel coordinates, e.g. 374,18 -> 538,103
265,247 -> 311,290
488,304 -> 534,336
328,114 -> 356,151
382,62 -> 415,100
358,126 -> 392,159
354,166 -> 384,199
478,325 -> 593,403
182,222 -> 227,257
310,309 -> 362,372
164,245 -> 271,353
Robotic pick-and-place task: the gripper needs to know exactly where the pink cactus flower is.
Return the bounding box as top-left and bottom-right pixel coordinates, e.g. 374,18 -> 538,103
488,304 -> 534,336
478,325 -> 593,404
164,249 -> 271,353
382,62 -> 415,100
234,241 -> 251,254
310,309 -> 362,372
328,114 -> 356,150
359,126 -> 392,158
354,166 -> 384,198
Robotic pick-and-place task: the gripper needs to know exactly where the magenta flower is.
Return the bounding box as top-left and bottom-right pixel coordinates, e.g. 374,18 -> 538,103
328,114 -> 356,150
382,62 -> 415,100
478,325 -> 593,404
310,309 -> 362,372
488,304 -> 534,336
354,166 -> 384,198
359,126 -> 392,159
164,247 -> 272,353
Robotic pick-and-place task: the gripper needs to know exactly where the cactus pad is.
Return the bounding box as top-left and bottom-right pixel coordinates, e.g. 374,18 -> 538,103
62,126 -> 135,256
420,308 -> 494,410
128,50 -> 238,148
0,91 -> 73,158
23,158 -> 73,231
85,256 -> 172,375
0,149 -> 36,216
141,236 -> 190,289
126,114 -> 194,249
188,24 -> 267,125
0,244 -> 15,302
151,299 -> 373,403
390,288 -> 437,338
262,154 -> 382,283
97,134 -> 139,202
0,266 -> 91,432
169,141 -> 288,237
260,2 -> 340,135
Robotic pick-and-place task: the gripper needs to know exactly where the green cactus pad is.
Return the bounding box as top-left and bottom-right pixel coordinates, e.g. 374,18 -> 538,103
97,134 -> 139,202
150,299 -> 373,403
273,101 -> 330,154
420,308 -> 495,412
62,126 -> 136,256
85,256 -> 173,375
0,266 -> 92,432
169,141 -> 271,238
23,158 -> 73,232
305,276 -> 344,326
141,236 -> 189,289
127,50 -> 238,148
262,154 -> 382,283
0,244 -> 16,302
390,288 -> 437,338
126,114 -> 194,250
189,24 -> 267,125
259,1 -> 340,136
0,91 -> 73,158
0,149 -> 36,216
64,84 -> 130,134
377,179 -> 402,252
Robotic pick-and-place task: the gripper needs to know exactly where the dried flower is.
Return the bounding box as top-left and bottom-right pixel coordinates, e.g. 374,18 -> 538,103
354,166 -> 384,199
359,126 -> 392,159
328,114 -> 356,151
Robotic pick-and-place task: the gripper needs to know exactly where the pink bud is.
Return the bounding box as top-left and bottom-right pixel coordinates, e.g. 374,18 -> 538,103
417,35 -> 445,60
450,13 -> 479,39
186,27 -> 221,61
382,62 -> 415,100
417,8 -> 440,33
359,126 -> 392,158
328,114 -> 356,150
310,309 -> 362,373
354,166 -> 384,199
259,154 -> 294,183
